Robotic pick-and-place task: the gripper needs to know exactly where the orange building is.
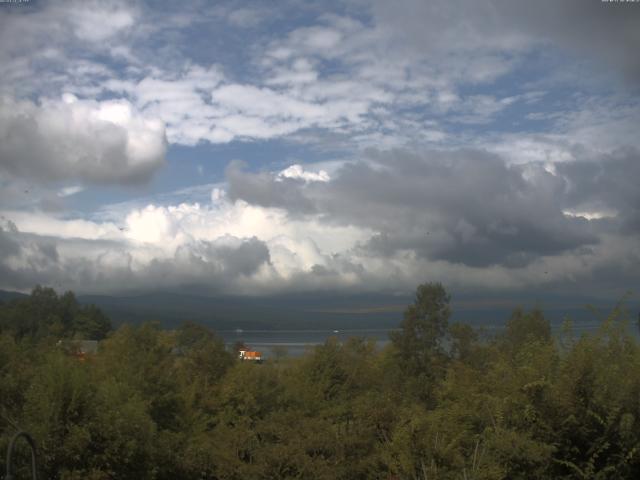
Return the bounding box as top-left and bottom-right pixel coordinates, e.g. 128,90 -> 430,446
238,349 -> 262,361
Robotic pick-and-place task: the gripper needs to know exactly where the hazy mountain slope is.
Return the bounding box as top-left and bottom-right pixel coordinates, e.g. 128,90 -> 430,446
1,289 -> 635,332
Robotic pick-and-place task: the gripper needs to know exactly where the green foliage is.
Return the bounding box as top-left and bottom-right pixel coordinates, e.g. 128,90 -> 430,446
0,286 -> 112,341
391,282 -> 451,359
2,285 -> 640,479
389,282 -> 451,403
449,322 -> 479,362
503,307 -> 552,352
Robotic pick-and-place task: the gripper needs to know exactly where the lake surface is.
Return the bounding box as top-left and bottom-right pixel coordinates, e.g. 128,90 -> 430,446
219,318 -> 627,358
220,328 -> 397,358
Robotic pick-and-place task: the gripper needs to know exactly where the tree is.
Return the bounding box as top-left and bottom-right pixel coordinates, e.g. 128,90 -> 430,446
391,283 -> 451,366
174,321 -> 234,402
74,304 -> 111,340
0,287 -> 112,341
503,308 -> 551,353
390,282 -> 451,402
449,322 -> 478,363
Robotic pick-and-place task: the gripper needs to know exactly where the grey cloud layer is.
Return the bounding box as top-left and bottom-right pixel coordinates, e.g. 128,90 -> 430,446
0,97 -> 166,185
0,222 -> 271,294
556,148 -> 640,232
227,148 -> 638,268
374,0 -> 640,84
1,146 -> 638,295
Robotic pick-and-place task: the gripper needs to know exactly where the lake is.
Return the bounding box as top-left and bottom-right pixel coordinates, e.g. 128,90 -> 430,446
219,318 -> 626,358
219,328 -> 397,358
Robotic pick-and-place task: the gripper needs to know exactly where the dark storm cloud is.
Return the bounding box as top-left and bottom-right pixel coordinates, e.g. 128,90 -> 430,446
226,160 -> 316,214
0,223 -> 62,290
373,0 -> 640,85
557,147 -> 640,233
226,148 -> 608,267
0,223 -> 59,267
0,222 -> 21,259
0,222 -> 272,294
111,235 -> 271,293
197,236 -> 271,277
322,150 -> 601,267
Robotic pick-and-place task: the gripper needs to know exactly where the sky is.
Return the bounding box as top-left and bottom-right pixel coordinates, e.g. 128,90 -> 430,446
0,0 -> 639,303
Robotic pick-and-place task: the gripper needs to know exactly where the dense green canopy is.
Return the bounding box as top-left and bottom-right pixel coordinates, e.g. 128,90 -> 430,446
1,284 -> 639,479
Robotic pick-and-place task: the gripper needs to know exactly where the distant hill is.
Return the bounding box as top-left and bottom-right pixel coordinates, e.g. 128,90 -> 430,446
73,291 -> 640,333
76,291 -> 411,331
1,288 -> 408,331
0,290 -> 28,303
1,289 -> 636,333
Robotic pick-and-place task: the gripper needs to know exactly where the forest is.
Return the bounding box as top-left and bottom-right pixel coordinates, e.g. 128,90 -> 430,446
1,284 -> 639,479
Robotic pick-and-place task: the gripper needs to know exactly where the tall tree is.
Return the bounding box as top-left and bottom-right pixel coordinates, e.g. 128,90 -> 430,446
390,283 -> 451,401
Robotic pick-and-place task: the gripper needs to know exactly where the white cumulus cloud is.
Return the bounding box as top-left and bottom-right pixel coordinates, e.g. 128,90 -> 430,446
279,164 -> 330,183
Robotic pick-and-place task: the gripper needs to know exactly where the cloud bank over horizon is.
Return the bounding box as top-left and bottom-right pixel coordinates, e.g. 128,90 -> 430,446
0,0 -> 639,299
